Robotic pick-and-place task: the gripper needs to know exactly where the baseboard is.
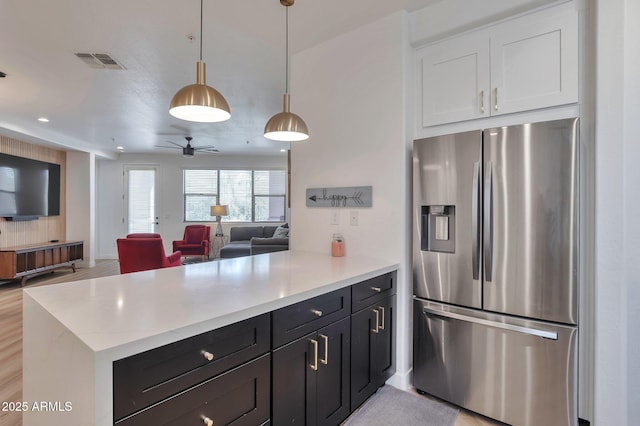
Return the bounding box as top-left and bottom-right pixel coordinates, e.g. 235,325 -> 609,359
386,367 -> 412,390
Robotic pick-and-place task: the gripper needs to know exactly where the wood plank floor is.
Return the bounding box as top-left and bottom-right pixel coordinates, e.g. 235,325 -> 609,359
0,260 -> 120,426
0,260 -> 497,426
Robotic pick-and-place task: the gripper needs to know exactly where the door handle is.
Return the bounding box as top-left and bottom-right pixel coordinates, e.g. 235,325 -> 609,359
378,306 -> 385,330
479,90 -> 485,114
484,161 -> 493,282
472,161 -> 481,280
493,87 -> 499,111
371,309 -> 380,334
309,339 -> 319,371
423,307 -> 558,340
319,334 -> 329,365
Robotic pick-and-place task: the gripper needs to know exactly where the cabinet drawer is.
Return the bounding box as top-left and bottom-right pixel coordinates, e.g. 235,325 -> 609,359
272,287 -> 350,348
352,273 -> 395,312
113,313 -> 270,421
116,353 -> 271,426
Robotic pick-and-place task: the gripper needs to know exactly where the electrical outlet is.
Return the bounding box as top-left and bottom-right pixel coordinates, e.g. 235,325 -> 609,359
350,210 -> 358,226
331,210 -> 340,225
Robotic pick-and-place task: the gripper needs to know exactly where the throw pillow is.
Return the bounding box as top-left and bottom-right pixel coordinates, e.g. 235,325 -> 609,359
273,225 -> 289,238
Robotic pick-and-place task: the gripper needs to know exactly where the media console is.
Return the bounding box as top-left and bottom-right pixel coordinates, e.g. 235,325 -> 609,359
0,240 -> 83,286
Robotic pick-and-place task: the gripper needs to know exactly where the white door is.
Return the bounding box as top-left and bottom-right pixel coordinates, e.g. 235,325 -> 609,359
124,166 -> 159,234
416,32 -> 490,128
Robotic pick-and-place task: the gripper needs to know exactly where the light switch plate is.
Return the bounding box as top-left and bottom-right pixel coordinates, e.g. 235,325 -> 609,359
350,210 -> 358,226
331,210 -> 340,225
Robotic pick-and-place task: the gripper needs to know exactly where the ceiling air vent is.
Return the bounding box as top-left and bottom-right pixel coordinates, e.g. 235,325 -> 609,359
74,52 -> 125,70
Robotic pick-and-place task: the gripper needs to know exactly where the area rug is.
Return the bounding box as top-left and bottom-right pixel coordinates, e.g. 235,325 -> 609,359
342,386 -> 459,426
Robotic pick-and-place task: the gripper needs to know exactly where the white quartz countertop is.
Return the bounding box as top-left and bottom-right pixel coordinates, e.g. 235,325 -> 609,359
24,251 -> 398,361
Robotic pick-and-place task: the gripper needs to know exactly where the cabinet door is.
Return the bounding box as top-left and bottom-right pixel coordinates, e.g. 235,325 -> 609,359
350,295 -> 395,411
374,295 -> 395,385
350,306 -> 378,410
272,318 -> 351,426
490,5 -> 578,115
316,317 -> 351,426
417,33 -> 490,127
272,334 -> 317,426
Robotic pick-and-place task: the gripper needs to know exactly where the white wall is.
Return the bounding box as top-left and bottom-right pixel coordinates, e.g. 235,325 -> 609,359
410,0 -> 558,44
594,0 -> 640,424
289,1 -> 640,423
66,151 -> 95,267
290,11 -> 412,387
96,153 -> 287,258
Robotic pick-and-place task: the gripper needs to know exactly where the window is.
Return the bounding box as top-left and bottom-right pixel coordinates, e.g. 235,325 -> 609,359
183,169 -> 286,222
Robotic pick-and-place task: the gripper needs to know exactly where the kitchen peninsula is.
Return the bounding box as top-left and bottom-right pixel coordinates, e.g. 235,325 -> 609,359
23,251 -> 398,425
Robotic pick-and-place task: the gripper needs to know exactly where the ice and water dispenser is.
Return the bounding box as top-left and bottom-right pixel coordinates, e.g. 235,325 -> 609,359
421,205 -> 455,253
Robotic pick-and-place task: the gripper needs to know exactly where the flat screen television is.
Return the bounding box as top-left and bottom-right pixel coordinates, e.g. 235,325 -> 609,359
0,153 -> 61,220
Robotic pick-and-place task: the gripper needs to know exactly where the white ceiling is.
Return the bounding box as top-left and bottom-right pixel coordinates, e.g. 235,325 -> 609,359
0,0 -> 442,157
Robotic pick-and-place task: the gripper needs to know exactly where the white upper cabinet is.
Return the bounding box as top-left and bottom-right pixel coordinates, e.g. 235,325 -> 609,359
418,33 -> 490,127
416,3 -> 578,128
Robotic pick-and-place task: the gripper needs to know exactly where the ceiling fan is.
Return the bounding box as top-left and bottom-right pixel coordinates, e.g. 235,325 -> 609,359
155,137 -> 219,157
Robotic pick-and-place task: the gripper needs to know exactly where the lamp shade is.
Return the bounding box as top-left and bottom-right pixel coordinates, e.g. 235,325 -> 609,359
210,205 -> 229,217
264,94 -> 309,141
170,62 -> 231,123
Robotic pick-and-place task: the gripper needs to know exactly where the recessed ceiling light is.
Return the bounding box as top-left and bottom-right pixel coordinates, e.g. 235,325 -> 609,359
280,149 -> 287,152
37,117 -> 49,122
116,146 -> 124,151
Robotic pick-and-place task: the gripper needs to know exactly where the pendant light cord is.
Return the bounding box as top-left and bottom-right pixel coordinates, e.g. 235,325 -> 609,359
199,0 -> 204,61
285,5 -> 289,94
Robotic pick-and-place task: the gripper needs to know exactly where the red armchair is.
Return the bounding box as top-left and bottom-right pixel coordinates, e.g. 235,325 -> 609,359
116,237 -> 182,274
172,225 -> 210,260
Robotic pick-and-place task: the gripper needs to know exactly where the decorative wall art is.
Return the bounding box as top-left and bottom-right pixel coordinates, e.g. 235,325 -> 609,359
305,186 -> 372,208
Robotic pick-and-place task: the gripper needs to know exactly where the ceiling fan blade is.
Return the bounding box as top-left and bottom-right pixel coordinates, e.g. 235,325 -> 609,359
165,140 -> 185,148
154,145 -> 182,149
194,145 -> 219,151
196,148 -> 220,153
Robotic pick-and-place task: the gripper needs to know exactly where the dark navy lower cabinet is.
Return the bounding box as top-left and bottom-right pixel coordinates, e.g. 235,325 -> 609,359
350,294 -> 396,411
116,354 -> 271,425
112,273 -> 396,426
272,317 -> 351,426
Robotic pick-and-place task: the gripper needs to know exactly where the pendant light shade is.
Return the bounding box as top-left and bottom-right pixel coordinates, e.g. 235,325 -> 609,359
264,94 -> 309,141
169,0 -> 230,123
264,0 -> 309,142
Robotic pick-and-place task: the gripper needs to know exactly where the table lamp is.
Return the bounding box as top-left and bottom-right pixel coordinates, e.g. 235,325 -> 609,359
210,205 -> 229,236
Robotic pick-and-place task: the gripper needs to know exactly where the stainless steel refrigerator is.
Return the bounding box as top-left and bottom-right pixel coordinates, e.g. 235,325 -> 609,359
412,118 -> 579,426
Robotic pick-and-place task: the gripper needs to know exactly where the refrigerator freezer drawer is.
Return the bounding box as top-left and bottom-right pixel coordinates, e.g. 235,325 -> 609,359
413,299 -> 577,426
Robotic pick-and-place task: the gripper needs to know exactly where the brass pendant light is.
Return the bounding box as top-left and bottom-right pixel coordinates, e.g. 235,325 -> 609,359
169,0 -> 231,123
264,0 -> 309,142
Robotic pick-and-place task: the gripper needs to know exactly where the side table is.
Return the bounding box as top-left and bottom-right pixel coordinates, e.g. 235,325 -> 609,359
210,235 -> 229,259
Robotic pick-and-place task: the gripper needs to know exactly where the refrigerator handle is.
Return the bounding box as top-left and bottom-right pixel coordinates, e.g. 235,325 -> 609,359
422,307 -> 558,340
472,161 -> 481,280
484,161 -> 493,282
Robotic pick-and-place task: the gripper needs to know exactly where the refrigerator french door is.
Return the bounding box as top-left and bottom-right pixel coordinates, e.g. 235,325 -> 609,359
412,118 -> 579,426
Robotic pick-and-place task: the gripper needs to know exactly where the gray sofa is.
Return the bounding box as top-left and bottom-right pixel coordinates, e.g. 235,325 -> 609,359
219,225 -> 289,258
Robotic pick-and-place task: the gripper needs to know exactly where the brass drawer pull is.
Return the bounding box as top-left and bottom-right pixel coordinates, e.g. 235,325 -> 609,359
202,351 -> 214,361
371,286 -> 382,292
310,339 -> 319,371
319,334 -> 329,365
202,415 -> 214,426
372,309 -> 380,334
311,309 -> 323,317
